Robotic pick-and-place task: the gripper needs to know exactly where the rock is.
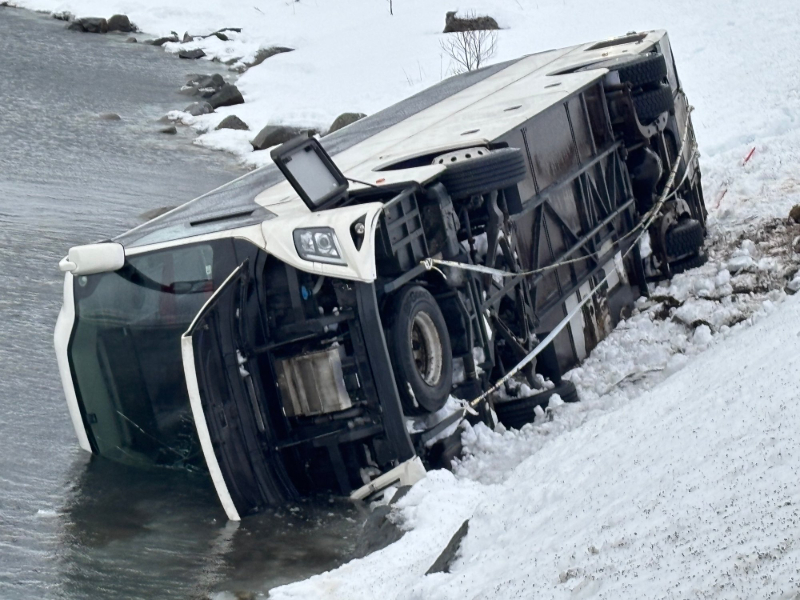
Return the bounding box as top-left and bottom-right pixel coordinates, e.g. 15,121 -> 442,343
235,46 -> 293,72
216,115 -> 248,131
183,101 -> 214,116
208,83 -> 244,109
182,32 -> 193,43
180,74 -> 225,97
125,37 -> 137,43
151,34 -> 179,46
426,519 -> 470,574
77,17 -> 109,33
350,505 -> 404,559
327,112 -> 366,135
107,14 -> 133,32
159,125 -> 178,135
179,49 -> 206,60
251,125 -> 317,150
443,10 -> 499,33
52,11 -> 73,21
98,112 -> 121,121
212,31 -> 228,41
66,21 -> 84,31
790,205 -> 800,224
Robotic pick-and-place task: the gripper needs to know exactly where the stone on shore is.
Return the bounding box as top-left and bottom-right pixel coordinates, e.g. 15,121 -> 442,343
126,37 -> 137,43
107,14 -> 133,32
98,112 -> 121,121
208,83 -> 244,109
216,115 -> 248,131
234,46 -> 293,72
789,205 -> 800,224
251,125 -> 317,151
179,49 -> 206,60
183,101 -> 214,116
151,34 -> 179,46
67,17 -> 108,33
159,125 -> 178,135
327,112 -> 366,134
180,73 -> 225,97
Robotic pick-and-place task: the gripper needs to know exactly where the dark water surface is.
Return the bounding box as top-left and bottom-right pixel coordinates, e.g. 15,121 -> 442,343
0,9 -> 361,599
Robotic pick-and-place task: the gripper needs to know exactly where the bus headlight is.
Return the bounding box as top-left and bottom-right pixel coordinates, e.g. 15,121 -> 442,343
293,227 -> 346,265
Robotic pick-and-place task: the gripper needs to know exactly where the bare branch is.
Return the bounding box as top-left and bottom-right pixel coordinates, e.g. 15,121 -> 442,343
439,14 -> 498,75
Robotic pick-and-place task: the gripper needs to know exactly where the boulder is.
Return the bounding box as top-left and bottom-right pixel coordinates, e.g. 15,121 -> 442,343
180,74 -> 225,97
208,83 -> 244,109
179,49 -> 206,60
235,46 -> 293,72
159,125 -> 178,135
327,112 -> 366,134
98,112 -> 121,121
182,32 -> 193,43
251,125 -> 317,150
790,205 -> 800,224
66,21 -> 84,31
443,10 -> 499,33
125,37 -> 137,43
212,31 -> 228,41
426,519 -> 470,574
107,14 -> 133,32
151,34 -> 179,46
183,101 -> 214,116
216,115 -> 248,130
78,17 -> 108,33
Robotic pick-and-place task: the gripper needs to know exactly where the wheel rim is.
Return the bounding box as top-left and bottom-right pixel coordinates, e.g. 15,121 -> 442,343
410,311 -> 443,386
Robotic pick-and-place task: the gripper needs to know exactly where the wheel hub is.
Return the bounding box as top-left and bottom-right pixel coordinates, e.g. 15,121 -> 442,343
410,312 -> 443,386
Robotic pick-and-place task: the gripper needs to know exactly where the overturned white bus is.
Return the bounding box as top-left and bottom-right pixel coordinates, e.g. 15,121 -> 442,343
55,30 -> 705,520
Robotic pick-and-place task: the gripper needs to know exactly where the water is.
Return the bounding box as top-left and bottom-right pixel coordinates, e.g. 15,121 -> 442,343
0,9 -> 362,599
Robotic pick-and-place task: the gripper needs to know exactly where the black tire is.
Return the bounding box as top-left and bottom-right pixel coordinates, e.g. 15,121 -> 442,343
670,251 -> 708,275
616,53 -> 668,88
385,286 -> 453,415
494,381 -> 578,430
633,84 -> 674,124
439,147 -> 527,200
666,219 -> 705,259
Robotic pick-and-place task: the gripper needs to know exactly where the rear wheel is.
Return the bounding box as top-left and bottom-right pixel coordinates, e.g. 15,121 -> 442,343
666,218 -> 704,260
439,147 -> 527,200
616,53 -> 668,88
633,84 -> 674,124
670,251 -> 708,275
386,286 -> 453,415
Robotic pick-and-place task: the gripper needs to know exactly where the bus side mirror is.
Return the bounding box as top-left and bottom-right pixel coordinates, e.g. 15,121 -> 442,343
270,134 -> 349,211
59,242 -> 125,276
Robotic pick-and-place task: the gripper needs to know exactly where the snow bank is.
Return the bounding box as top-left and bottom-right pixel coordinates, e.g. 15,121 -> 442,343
272,293 -> 800,599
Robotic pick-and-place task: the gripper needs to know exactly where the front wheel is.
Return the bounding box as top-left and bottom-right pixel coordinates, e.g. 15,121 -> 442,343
385,286 -> 453,415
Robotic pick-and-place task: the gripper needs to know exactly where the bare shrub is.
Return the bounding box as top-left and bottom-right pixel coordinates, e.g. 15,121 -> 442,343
439,17 -> 498,74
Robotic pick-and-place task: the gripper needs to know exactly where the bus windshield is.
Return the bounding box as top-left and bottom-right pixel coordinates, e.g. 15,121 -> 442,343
68,242 -> 226,469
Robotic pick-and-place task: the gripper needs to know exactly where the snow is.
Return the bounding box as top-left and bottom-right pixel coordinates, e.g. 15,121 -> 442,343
15,0 -> 800,595
271,294 -> 800,600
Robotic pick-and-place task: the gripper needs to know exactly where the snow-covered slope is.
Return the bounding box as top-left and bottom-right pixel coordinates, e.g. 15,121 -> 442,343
16,0 -> 800,596
272,292 -> 800,600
